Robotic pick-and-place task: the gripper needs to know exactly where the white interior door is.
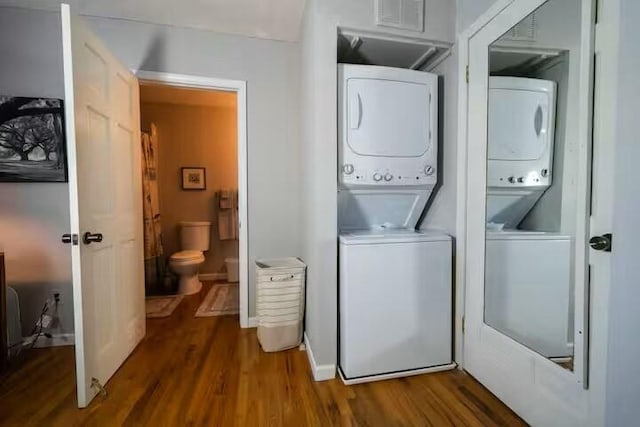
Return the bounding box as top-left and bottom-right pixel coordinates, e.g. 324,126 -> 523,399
462,0 -> 613,425
61,4 -> 145,408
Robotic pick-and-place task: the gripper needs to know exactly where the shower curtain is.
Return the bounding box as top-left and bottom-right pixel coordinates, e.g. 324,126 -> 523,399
141,124 -> 166,294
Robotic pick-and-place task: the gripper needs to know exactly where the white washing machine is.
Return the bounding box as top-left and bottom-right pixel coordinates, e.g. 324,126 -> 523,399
339,230 -> 453,381
337,65 -> 454,383
485,231 -> 573,358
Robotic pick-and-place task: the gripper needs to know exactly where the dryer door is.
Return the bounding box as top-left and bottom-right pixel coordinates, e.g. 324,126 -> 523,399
346,78 -> 431,158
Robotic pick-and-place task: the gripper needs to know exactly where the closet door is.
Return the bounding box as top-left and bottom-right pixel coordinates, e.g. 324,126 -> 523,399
461,0 -> 611,425
60,4 -> 144,408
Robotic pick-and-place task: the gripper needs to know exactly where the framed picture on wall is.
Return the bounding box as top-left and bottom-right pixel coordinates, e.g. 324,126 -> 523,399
181,167 -> 206,190
0,96 -> 68,182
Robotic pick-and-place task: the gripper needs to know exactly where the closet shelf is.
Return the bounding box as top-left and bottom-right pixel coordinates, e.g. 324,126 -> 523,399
489,45 -> 567,75
337,27 -> 452,72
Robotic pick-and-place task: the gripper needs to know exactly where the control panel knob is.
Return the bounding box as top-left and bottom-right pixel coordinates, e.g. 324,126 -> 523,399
517,176 -> 525,183
508,176 -> 516,183
424,165 -> 435,176
384,173 -> 393,182
373,173 -> 383,182
342,164 -> 354,175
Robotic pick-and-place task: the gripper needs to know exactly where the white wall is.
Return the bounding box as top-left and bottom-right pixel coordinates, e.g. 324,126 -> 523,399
605,0 -> 640,423
419,51 -> 458,235
300,0 -> 458,376
456,0 -> 500,32
84,15 -> 301,318
299,0 -> 339,371
0,7 -> 74,336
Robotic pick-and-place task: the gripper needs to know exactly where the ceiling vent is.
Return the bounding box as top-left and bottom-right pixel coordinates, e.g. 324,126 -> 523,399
376,0 -> 425,32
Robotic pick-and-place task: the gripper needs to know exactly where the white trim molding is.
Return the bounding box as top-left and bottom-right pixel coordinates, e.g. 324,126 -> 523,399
303,333 -> 336,381
135,70 -> 250,329
455,0 -> 516,373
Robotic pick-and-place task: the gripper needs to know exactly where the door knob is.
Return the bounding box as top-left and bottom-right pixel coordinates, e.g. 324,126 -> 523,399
83,232 -> 103,245
589,233 -> 612,252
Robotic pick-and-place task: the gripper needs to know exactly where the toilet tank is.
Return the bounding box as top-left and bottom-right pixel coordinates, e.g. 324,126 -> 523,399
179,221 -> 211,251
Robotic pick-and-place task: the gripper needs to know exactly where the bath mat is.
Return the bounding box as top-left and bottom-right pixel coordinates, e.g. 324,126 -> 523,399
146,295 -> 184,318
195,284 -> 239,317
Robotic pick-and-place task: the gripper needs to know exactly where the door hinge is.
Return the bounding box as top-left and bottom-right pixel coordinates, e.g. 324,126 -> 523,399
462,316 -> 466,334
91,377 -> 108,398
61,233 -> 79,246
465,65 -> 469,83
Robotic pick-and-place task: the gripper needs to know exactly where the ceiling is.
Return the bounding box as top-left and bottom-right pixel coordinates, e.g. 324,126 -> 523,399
0,0 -> 307,42
140,84 -> 237,108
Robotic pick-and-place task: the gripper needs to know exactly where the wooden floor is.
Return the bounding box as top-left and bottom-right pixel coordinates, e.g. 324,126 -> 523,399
0,282 -> 525,426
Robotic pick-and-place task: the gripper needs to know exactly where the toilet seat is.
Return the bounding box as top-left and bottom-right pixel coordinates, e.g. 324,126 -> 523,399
170,250 -> 204,263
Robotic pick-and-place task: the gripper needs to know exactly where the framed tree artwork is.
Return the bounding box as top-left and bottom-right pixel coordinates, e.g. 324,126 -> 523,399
181,167 -> 206,190
0,96 -> 68,182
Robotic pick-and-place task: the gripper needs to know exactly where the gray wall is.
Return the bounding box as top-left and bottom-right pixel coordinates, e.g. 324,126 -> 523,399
0,7 -> 74,335
1,6 -> 301,322
605,0 -> 640,423
85,15 -> 302,317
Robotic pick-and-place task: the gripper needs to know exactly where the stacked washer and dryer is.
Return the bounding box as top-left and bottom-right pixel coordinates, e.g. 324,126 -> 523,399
484,77 -> 573,359
337,64 -> 455,383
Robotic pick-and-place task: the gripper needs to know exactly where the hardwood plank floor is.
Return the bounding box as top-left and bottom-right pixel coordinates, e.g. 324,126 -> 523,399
0,282 -> 526,426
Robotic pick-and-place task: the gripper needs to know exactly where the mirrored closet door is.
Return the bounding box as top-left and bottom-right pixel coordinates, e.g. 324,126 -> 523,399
461,0 -> 607,424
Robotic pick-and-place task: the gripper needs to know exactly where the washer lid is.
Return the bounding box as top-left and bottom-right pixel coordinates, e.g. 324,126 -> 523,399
339,229 -> 451,245
170,250 -> 204,261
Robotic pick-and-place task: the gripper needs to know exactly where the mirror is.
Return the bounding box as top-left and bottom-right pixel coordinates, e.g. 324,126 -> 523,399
484,0 -> 584,371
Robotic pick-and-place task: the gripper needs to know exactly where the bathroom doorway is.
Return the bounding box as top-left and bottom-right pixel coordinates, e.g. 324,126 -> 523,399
136,72 -> 249,328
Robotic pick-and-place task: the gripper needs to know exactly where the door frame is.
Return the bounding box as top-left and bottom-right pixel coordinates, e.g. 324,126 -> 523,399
455,0 -> 516,369
135,71 -> 250,329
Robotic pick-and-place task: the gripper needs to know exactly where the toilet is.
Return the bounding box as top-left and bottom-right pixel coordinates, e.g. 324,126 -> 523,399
169,221 -> 211,295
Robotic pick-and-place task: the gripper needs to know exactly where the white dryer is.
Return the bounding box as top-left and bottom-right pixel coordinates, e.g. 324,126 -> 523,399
338,64 -> 438,231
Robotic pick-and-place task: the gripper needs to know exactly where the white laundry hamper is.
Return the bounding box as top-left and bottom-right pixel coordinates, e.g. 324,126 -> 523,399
256,258 -> 306,352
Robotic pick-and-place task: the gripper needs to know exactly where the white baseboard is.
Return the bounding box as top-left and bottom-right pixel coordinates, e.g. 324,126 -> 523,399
23,332 -> 75,348
303,332 -> 336,381
338,362 -> 457,385
199,272 -> 227,281
248,317 -> 258,328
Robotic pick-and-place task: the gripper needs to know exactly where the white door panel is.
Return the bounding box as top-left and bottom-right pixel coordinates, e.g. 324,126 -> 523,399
61,4 -> 144,408
461,0 -> 604,425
